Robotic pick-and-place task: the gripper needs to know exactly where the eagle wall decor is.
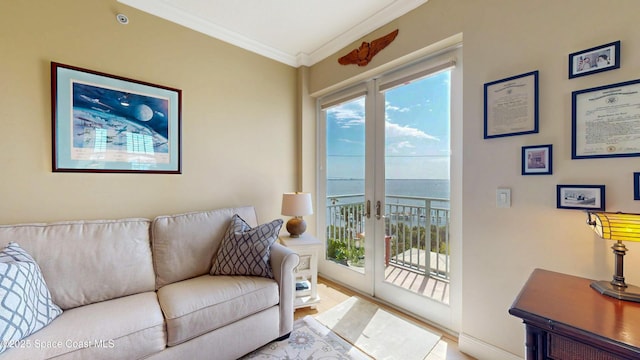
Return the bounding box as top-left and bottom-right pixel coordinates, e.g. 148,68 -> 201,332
338,29 -> 399,67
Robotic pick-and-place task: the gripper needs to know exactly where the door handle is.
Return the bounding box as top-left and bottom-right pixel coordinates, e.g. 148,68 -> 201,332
366,200 -> 371,219
375,200 -> 381,220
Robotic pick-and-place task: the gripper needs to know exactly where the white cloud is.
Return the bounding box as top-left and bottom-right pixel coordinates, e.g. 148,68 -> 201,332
385,121 -> 439,141
388,140 -> 415,154
339,118 -> 364,128
386,102 -> 410,113
338,138 -> 361,144
329,99 -> 365,128
396,141 -> 415,149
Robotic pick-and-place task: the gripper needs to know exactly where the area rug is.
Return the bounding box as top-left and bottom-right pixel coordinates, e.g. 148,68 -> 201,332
241,315 -> 372,359
315,296 -> 442,360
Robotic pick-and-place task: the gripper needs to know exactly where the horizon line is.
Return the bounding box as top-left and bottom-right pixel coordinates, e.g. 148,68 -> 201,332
327,178 -> 450,180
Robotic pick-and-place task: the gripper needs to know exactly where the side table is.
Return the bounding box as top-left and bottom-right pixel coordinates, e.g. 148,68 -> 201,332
509,268 -> 640,360
279,233 -> 321,309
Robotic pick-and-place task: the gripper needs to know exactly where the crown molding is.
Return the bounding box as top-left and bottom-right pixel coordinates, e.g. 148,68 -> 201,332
119,0 -> 428,68
304,0 -> 428,67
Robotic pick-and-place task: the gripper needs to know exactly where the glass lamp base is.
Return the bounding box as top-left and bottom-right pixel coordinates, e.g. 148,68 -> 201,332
591,280 -> 640,302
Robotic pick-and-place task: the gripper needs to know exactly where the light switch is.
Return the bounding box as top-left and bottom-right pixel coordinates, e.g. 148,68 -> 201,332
497,188 -> 511,208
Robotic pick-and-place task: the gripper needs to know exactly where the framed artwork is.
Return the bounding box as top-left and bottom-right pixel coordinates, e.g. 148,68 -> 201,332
484,71 -> 539,139
557,185 -> 605,211
572,79 -> 640,159
568,41 -> 620,79
522,144 -> 552,175
51,62 -> 182,173
635,172 -> 640,200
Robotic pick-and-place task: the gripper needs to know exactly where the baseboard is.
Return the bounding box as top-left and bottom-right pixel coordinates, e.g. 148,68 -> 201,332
458,333 -> 523,360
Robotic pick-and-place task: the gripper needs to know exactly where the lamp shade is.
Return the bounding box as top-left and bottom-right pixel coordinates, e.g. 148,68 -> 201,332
281,192 -> 313,217
587,211 -> 640,242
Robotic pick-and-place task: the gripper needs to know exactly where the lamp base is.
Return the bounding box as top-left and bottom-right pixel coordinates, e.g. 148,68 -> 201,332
591,280 -> 640,302
286,217 -> 306,238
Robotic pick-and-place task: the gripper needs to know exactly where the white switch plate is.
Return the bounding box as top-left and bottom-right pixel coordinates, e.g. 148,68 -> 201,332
496,188 -> 511,208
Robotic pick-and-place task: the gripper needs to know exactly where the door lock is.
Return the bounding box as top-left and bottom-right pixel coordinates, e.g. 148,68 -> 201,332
366,200 -> 371,219
375,200 -> 381,220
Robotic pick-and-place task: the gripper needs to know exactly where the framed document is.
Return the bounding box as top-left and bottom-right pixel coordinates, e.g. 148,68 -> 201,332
484,71 -> 539,139
52,62 -> 182,173
572,79 -> 640,159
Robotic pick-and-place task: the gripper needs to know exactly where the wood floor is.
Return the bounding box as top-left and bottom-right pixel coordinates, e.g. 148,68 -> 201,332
294,276 -> 476,360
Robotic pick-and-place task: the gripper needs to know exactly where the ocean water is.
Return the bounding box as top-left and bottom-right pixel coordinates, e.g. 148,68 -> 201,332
327,179 -> 450,199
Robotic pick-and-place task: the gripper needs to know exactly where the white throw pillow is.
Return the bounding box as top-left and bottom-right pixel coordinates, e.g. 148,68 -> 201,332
0,242 -> 63,353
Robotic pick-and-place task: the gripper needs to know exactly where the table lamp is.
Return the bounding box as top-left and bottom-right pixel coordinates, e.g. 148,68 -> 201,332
586,211 -> 640,302
281,192 -> 313,238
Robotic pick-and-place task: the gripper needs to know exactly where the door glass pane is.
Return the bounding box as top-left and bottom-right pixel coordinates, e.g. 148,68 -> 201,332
382,71 -> 451,302
325,96 -> 366,272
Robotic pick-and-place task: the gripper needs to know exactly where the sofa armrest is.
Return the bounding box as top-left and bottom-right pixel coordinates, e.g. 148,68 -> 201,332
269,242 -> 299,337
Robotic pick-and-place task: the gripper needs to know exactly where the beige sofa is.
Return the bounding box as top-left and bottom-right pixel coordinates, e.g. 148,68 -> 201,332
0,206 -> 299,360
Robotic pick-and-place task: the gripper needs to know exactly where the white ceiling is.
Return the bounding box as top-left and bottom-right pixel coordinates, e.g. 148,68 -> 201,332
118,0 -> 428,67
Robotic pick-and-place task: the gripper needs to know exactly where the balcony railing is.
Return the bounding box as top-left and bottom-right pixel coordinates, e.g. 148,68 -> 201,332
326,194 -> 450,280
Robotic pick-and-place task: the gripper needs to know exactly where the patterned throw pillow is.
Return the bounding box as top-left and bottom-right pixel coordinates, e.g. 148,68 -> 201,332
0,242 -> 63,353
211,214 -> 283,278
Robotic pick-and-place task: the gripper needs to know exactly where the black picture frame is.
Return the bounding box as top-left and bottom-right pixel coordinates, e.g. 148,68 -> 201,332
484,71 -> 539,139
522,144 -> 552,175
557,185 -> 605,211
634,172 -> 640,200
51,62 -> 182,173
572,79 -> 640,159
568,41 -> 620,79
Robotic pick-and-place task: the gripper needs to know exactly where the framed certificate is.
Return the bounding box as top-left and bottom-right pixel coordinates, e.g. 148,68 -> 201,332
484,71 -> 539,139
572,79 -> 640,159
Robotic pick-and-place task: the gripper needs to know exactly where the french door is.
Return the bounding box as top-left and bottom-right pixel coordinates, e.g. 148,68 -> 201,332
318,48 -> 461,330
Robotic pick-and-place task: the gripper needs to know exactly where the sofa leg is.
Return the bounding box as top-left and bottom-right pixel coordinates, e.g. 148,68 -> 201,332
275,332 -> 291,341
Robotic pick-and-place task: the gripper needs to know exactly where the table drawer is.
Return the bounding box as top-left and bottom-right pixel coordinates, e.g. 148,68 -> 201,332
548,333 -> 627,360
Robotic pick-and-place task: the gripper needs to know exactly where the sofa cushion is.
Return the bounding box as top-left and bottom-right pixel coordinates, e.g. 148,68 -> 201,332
0,292 -> 165,360
210,214 -> 282,278
0,219 -> 155,310
0,242 -> 62,354
151,207 -> 258,289
157,274 -> 279,347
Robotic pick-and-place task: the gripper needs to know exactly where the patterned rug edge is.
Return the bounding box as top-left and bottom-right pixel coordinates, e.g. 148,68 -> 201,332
241,315 -> 372,360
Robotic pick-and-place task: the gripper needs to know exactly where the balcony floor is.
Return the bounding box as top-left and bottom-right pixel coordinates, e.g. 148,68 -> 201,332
347,247 -> 451,304
384,248 -> 450,304
384,264 -> 450,304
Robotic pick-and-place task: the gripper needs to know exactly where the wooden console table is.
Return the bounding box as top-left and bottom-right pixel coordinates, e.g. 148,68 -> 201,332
509,269 -> 640,360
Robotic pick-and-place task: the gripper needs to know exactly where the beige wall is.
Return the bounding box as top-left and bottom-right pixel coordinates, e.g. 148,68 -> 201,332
0,0 -> 297,224
308,0 -> 640,358
4,0 -> 640,358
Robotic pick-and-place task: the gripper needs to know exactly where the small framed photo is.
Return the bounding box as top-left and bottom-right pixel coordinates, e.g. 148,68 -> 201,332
484,71 -> 539,139
522,144 -> 552,175
568,41 -> 620,79
52,62 -> 182,173
634,172 -> 640,200
557,185 -> 605,210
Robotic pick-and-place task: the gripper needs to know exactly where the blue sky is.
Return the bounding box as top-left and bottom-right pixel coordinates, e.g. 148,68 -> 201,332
327,71 -> 451,179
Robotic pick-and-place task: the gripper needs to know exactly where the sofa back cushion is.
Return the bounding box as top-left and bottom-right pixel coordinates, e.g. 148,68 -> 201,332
151,207 -> 258,289
0,219 -> 155,310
